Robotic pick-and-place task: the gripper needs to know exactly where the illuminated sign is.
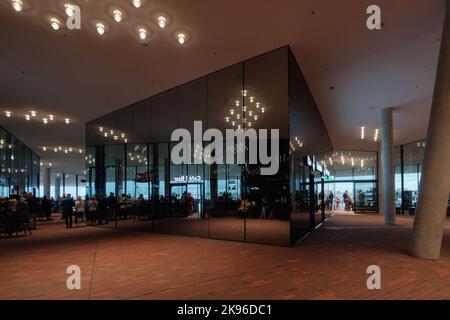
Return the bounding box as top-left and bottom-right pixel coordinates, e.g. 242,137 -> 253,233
172,175 -> 202,183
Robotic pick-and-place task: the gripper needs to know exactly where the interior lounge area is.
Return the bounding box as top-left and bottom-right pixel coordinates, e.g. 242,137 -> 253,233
1,0 -> 450,301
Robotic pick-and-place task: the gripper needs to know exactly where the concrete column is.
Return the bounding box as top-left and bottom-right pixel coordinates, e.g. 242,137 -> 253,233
377,142 -> 384,216
55,176 -> 61,198
409,1 -> 450,260
381,107 -> 396,225
43,167 -> 51,197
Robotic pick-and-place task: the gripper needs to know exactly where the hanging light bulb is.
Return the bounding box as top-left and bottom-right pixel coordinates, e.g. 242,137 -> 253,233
138,27 -> 148,40
225,117 -> 229,122
132,0 -> 142,8
99,127 -> 104,132
65,118 -> 70,124
50,18 -> 61,31
254,115 -> 258,120
49,114 -> 55,120
230,109 -> 234,115
157,16 -> 167,28
255,102 -> 260,109
261,107 -> 265,113
112,9 -> 123,22
25,115 -> 30,121
96,22 -> 106,35
30,110 -> 36,117
5,111 -> 12,117
43,118 -> 48,124
11,0 -> 23,12
176,32 -> 186,45
42,147 -> 47,151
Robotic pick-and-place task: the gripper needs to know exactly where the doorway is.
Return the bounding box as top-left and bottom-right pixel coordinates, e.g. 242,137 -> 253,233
170,183 -> 204,218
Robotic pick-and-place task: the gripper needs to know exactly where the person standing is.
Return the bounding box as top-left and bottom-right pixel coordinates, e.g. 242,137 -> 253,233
74,196 -> 86,227
87,196 -> 98,226
62,194 -> 75,229
41,195 -> 53,221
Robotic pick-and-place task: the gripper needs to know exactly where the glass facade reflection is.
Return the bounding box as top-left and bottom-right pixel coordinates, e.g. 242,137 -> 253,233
0,126 -> 40,196
86,46 -> 333,245
394,139 -> 449,215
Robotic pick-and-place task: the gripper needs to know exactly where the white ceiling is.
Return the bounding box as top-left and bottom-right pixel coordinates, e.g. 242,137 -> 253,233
0,0 -> 445,173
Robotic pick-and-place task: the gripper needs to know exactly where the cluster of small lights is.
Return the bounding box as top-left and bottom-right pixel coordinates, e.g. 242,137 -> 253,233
290,137 -> 304,152
128,152 -> 148,165
11,1 -> 191,45
85,154 -> 96,165
1,167 -> 29,173
360,126 -> 380,142
42,146 -> 84,154
2,110 -> 70,125
226,90 -> 266,129
98,126 -> 128,143
417,142 -> 426,147
40,162 -> 53,168
319,152 -> 376,170
0,140 -> 13,150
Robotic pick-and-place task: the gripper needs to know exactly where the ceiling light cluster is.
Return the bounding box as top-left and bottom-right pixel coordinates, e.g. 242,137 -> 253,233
2,110 -> 71,125
417,142 -> 426,148
26,1 -> 191,45
360,126 -> 380,142
98,126 -> 128,143
85,154 -> 96,165
41,146 -> 84,154
317,151 -> 376,170
289,137 -> 304,152
226,90 -> 266,129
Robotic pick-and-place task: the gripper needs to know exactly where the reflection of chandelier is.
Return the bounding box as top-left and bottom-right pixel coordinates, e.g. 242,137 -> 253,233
225,90 -> 266,129
316,151 -> 376,169
289,137 -> 304,152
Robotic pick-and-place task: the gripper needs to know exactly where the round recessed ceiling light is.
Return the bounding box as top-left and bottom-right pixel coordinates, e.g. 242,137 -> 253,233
132,0 -> 142,8
96,22 -> 106,35
11,0 -> 23,12
50,17 -> 61,30
157,16 -> 167,29
138,27 -> 148,40
112,9 -> 123,23
176,32 -> 187,45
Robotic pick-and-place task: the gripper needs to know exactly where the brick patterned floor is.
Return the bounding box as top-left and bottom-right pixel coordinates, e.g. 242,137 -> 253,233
1,213 -> 449,300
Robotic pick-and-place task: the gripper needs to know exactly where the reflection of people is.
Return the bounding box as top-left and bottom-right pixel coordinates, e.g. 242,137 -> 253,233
335,196 -> 341,210
186,193 -> 194,216
62,194 -> 75,229
358,190 -> 365,207
326,192 -> 334,210
260,196 -> 271,219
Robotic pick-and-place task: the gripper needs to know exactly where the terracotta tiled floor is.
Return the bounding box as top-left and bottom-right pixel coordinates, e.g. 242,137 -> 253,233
1,213 -> 450,300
